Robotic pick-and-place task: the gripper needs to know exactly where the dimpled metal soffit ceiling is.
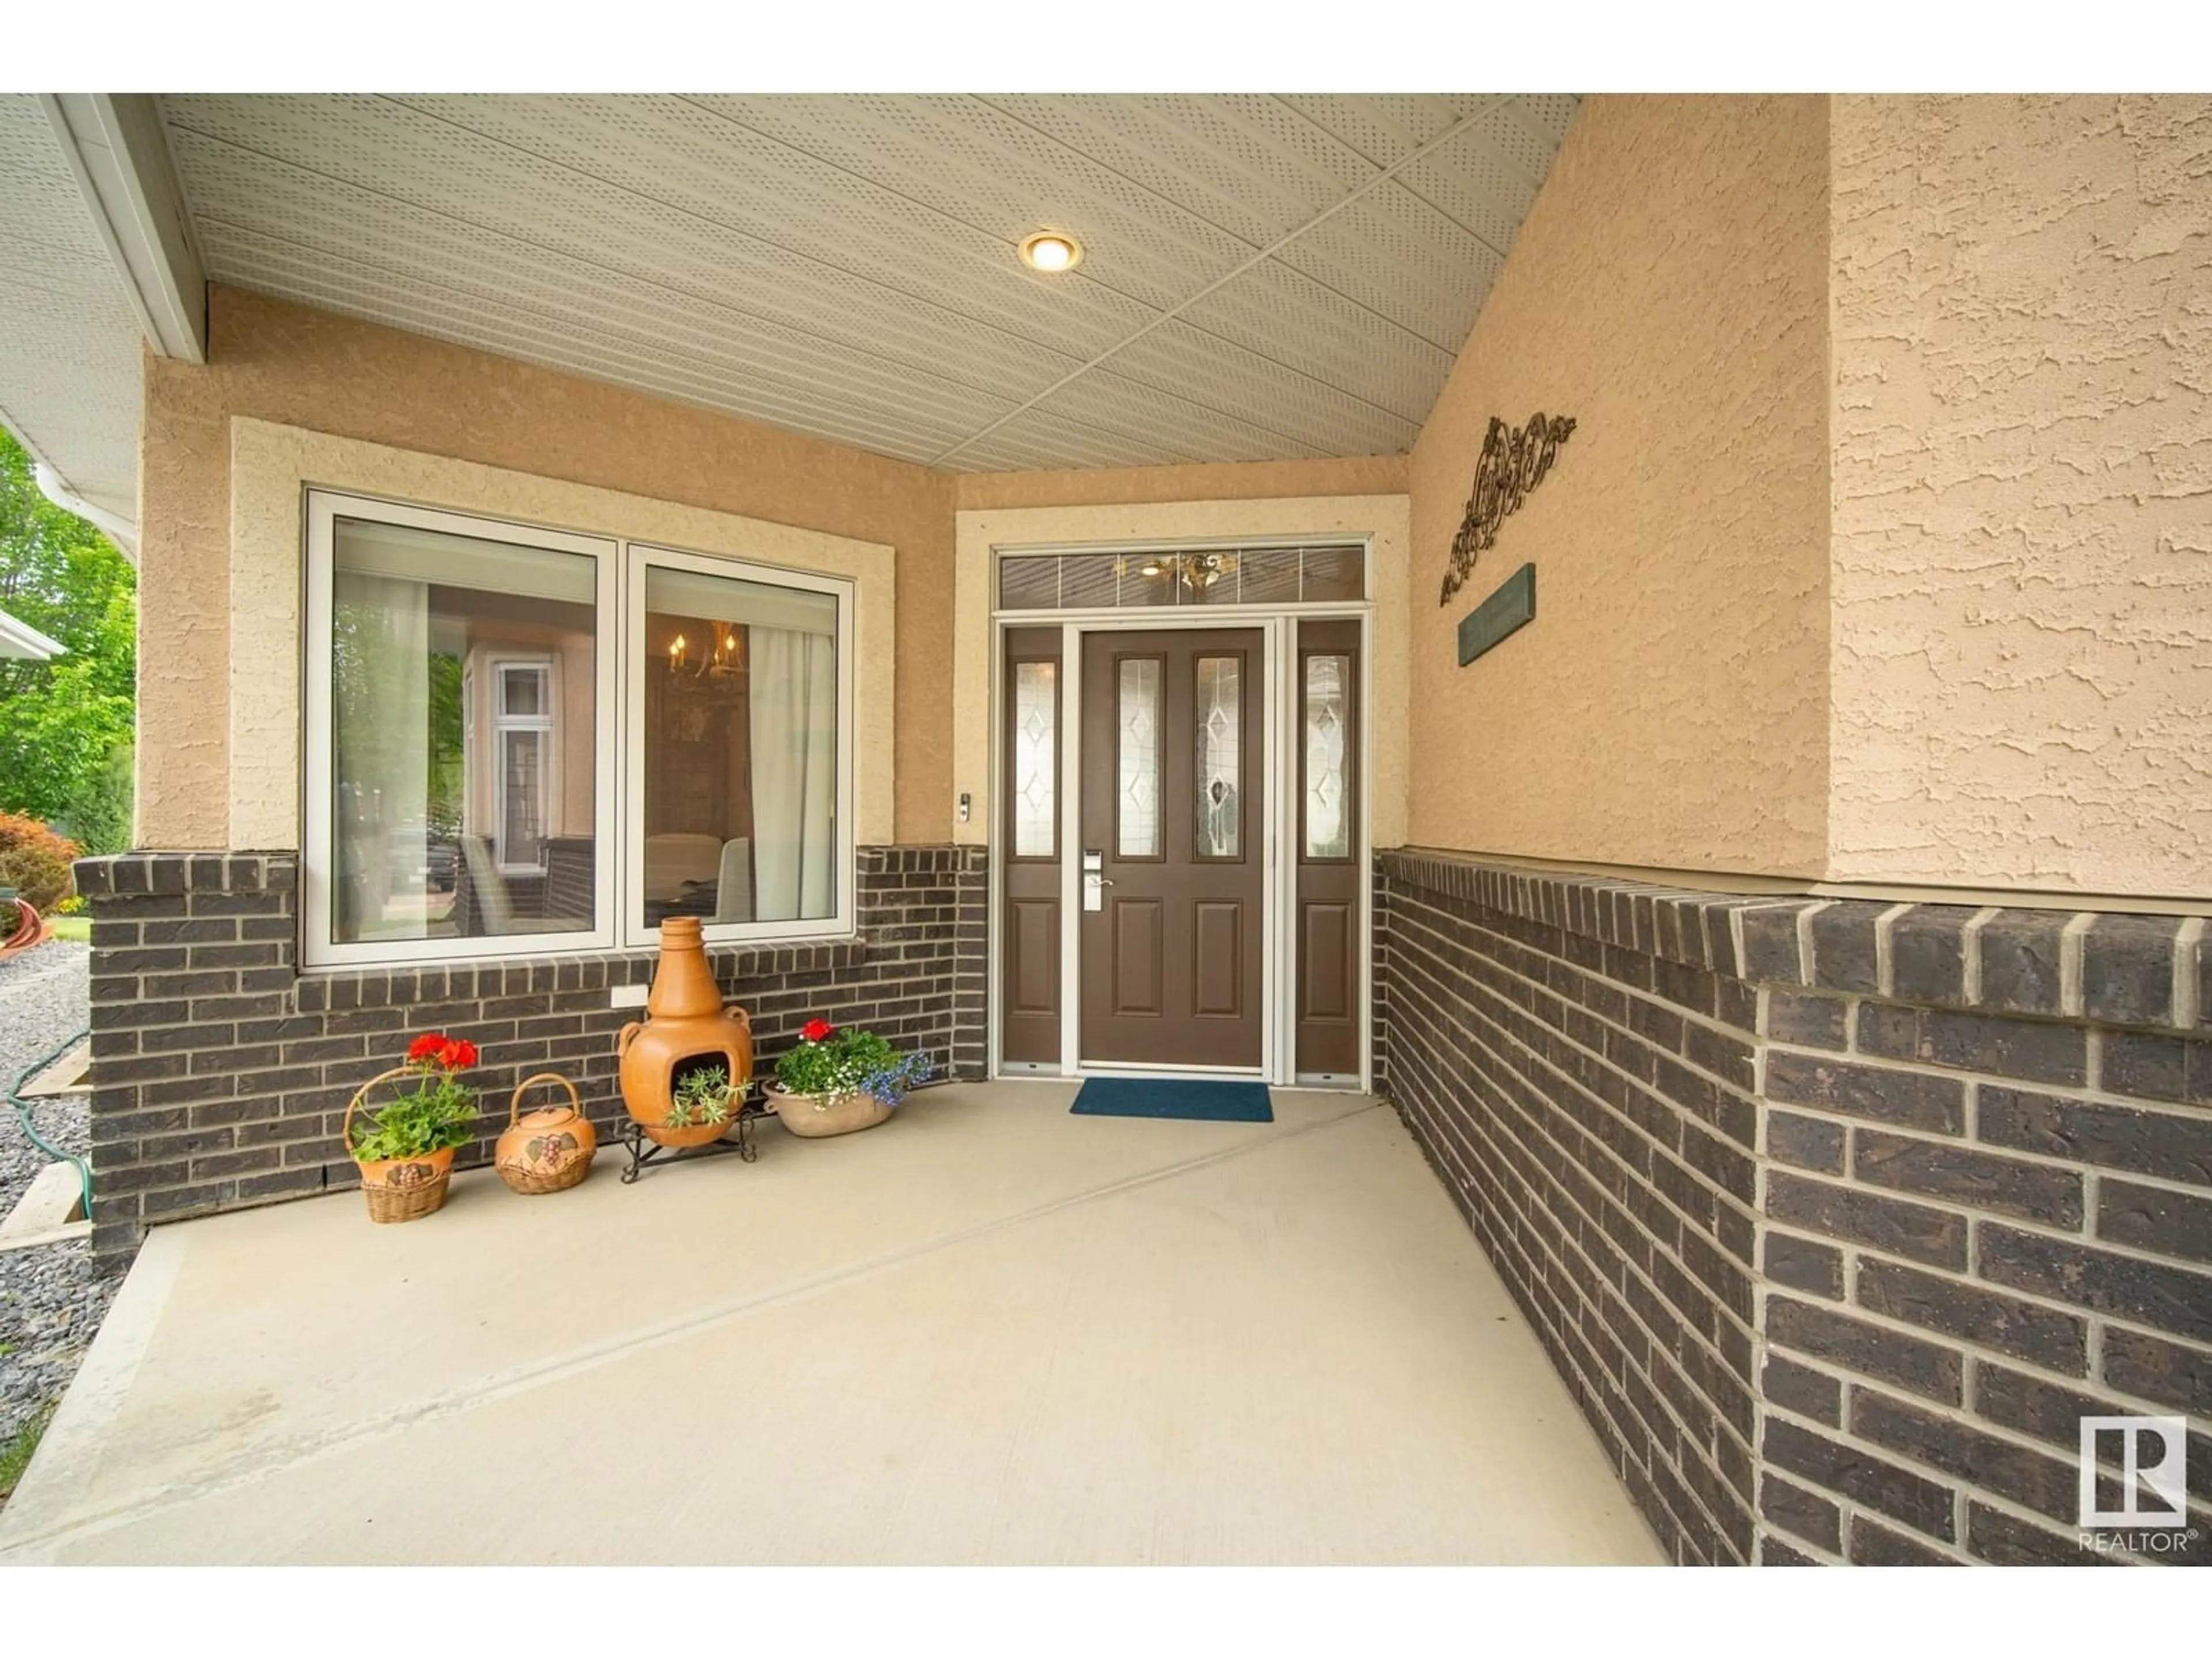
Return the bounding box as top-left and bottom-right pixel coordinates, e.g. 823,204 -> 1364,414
0,94 -> 146,522
158,94 -> 1578,472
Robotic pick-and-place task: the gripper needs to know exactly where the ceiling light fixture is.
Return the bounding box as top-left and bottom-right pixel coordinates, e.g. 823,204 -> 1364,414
1018,230 -> 1083,274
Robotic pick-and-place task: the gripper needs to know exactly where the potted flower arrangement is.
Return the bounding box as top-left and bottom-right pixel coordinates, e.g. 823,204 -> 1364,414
342,1032 -> 482,1222
762,1018 -> 933,1138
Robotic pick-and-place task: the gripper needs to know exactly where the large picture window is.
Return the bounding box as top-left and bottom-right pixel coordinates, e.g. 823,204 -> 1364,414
304,493 -> 855,968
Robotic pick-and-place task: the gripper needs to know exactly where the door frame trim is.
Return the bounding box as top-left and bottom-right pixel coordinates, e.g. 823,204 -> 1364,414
986,590 -> 1373,1091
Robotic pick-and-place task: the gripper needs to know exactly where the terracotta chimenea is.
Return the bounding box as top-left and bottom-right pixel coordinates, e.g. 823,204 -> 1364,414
618,917 -> 755,1146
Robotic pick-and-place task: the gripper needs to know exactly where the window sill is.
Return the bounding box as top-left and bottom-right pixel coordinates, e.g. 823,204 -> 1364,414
291,937 -> 869,1012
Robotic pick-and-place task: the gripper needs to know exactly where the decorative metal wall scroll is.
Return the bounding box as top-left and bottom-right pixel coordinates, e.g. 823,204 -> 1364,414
1438,412 -> 1576,605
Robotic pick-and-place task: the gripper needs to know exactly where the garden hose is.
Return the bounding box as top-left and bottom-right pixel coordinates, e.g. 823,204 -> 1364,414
8,1027 -> 93,1224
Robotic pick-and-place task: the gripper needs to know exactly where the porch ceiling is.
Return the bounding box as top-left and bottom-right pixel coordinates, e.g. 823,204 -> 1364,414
157,94 -> 1577,471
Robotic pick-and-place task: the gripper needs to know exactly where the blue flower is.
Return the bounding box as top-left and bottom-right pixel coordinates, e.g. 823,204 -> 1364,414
856,1050 -> 935,1106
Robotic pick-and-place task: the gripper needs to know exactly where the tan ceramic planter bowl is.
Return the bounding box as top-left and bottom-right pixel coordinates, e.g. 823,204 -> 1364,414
763,1081 -> 893,1138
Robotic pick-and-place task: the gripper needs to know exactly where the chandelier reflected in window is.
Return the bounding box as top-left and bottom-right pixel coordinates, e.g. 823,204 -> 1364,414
665,619 -> 745,681
1135,551 -> 1240,593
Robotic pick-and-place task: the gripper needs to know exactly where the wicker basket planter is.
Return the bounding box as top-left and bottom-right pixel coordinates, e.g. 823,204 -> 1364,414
494,1071 -> 597,1195
762,1080 -> 893,1138
344,1066 -> 462,1224
342,1035 -> 482,1224
356,1145 -> 459,1223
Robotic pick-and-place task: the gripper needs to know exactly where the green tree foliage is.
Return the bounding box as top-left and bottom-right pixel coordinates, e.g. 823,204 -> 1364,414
0,429 -> 137,853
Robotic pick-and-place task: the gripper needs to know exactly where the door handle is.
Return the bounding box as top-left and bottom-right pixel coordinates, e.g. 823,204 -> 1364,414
1094,877 -> 1115,887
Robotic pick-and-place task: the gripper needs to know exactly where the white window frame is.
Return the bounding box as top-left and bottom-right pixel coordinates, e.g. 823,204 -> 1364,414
302,492 -> 859,971
303,490 -> 619,969
622,541 -> 857,949
489,654 -> 558,876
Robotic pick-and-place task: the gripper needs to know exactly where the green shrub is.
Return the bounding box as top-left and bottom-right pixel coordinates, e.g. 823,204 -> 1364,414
0,813 -> 81,911
58,740 -> 134,857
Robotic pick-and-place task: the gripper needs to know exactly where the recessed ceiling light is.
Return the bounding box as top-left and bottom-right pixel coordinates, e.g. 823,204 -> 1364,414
1019,230 -> 1083,274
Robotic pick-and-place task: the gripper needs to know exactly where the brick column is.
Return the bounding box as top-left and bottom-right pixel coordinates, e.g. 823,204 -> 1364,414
1733,897 -> 2210,1567
74,853 -> 301,1268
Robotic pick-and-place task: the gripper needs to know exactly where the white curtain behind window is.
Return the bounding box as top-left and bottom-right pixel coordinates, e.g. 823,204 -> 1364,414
332,571 -> 429,940
748,627 -> 836,921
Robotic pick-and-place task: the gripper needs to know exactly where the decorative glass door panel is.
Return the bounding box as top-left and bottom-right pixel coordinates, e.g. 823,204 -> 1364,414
1012,661 -> 1058,858
1296,621 -> 1361,1079
1115,656 -> 1163,859
1302,653 -> 1350,860
1194,654 -> 1243,860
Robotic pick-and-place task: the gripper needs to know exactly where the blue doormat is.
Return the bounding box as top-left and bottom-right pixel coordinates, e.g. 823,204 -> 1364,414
1070,1076 -> 1274,1122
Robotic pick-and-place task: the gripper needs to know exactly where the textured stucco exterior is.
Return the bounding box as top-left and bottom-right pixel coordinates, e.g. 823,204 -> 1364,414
1404,96 -> 1832,879
225,419 -> 899,851
139,286 -> 957,847
951,495 -> 1411,853
1828,95 -> 2212,899
140,288 -> 1439,854
135,100 -> 2212,905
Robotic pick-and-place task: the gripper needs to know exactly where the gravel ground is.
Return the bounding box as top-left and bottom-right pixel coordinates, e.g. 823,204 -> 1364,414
0,940 -> 112,1450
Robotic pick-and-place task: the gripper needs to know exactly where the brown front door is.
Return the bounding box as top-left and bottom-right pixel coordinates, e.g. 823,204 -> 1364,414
1079,628 -> 1264,1069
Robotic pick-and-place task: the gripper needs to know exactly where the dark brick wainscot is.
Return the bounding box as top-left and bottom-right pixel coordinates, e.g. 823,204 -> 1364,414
1375,847 -> 2211,1567
74,847 -> 987,1273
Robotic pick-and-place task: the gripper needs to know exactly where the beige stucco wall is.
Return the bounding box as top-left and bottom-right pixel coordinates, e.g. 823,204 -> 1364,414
140,286 -> 955,849
1829,95 -> 2212,898
1403,96 -> 1833,878
227,420 -> 897,851
952,497 -> 1411,852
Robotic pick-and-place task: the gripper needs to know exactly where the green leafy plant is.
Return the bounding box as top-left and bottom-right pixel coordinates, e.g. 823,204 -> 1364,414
773,1019 -> 933,1105
0,813 -> 81,913
665,1064 -> 736,1130
0,1403 -> 55,1502
347,1033 -> 480,1163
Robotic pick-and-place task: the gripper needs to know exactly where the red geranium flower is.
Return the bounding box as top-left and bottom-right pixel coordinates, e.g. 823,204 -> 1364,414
406,1032 -> 446,1063
801,1018 -> 835,1043
439,1039 -> 479,1070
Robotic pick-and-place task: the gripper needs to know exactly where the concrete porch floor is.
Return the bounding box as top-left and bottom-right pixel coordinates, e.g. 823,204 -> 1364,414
0,1082 -> 1662,1565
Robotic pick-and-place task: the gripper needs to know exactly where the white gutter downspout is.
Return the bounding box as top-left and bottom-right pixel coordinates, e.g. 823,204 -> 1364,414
32,461 -> 138,562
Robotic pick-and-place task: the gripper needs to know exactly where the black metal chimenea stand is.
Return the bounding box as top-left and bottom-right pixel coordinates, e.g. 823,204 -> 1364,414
616,1093 -> 775,1181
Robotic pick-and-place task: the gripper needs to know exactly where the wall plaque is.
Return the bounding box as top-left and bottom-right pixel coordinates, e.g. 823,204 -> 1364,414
1438,411 -> 1575,605
1457,562 -> 1536,666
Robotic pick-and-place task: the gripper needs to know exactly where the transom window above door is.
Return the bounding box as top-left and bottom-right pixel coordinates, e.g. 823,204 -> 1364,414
996,544 -> 1365,611
302,491 -> 855,969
